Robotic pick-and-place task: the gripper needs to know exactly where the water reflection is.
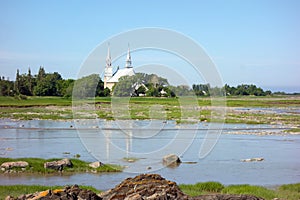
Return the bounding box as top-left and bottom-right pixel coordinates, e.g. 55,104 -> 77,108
0,119 -> 299,189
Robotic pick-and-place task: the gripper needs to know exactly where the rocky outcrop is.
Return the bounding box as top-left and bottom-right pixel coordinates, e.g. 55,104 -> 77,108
99,173 -> 189,200
162,154 -> 181,167
1,161 -> 29,169
5,185 -> 101,200
44,158 -> 73,171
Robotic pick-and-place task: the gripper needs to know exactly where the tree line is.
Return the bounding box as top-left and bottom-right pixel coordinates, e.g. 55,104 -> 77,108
192,83 -> 272,96
0,67 -> 274,98
113,73 -> 273,97
0,67 -> 110,98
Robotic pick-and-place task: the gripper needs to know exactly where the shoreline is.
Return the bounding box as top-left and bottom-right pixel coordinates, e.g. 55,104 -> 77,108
0,95 -> 299,125
1,177 -> 299,200
1,118 -> 299,136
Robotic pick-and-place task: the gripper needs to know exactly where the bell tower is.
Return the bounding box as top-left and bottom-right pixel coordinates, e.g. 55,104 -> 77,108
104,44 -> 113,88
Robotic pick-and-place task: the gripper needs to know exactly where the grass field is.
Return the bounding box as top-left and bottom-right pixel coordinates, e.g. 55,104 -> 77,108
0,95 -> 299,125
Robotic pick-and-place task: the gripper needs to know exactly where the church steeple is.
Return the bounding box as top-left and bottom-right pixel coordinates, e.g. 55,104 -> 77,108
104,44 -> 113,89
105,44 -> 112,77
125,44 -> 132,68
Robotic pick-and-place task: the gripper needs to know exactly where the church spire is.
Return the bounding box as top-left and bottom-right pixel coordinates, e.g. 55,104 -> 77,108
125,44 -> 132,68
106,43 -> 111,68
104,43 -> 113,79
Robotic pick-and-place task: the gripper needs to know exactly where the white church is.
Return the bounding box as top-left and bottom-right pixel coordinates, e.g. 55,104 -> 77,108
103,46 -> 135,90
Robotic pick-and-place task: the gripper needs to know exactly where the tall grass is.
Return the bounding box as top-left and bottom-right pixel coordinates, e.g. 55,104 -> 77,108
179,182 -> 300,200
179,181 -> 224,196
222,184 -> 276,199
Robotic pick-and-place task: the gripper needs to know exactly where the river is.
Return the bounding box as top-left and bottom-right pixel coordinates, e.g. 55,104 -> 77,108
0,119 -> 299,190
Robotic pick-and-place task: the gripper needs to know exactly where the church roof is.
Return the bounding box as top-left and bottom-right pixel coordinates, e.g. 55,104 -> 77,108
106,67 -> 135,83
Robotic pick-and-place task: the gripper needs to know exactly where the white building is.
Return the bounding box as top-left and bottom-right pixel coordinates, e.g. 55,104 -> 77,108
104,46 -> 135,90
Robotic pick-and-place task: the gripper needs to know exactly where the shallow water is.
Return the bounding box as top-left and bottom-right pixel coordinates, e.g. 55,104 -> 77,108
0,119 -> 299,190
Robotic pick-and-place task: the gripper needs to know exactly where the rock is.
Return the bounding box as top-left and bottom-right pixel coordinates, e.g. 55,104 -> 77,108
44,158 -> 73,171
5,196 -> 14,200
99,174 -> 189,200
89,161 -> 104,168
99,174 -> 264,200
6,185 -> 102,200
162,154 -> 181,167
0,161 -> 29,169
124,193 -> 142,200
241,157 -> 264,162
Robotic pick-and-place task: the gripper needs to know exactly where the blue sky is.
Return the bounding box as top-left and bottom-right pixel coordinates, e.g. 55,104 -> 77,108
0,0 -> 299,92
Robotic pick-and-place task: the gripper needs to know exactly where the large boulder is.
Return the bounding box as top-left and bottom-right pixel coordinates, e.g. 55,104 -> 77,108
162,154 -> 181,167
1,161 -> 29,169
44,158 -> 73,171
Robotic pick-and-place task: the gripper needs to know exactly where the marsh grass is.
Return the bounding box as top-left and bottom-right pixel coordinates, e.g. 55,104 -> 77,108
0,96 -> 299,124
221,184 -> 276,199
179,182 -> 300,200
285,128 -> 300,133
0,96 -> 71,107
0,157 -> 122,174
179,181 -> 224,196
122,157 -> 140,163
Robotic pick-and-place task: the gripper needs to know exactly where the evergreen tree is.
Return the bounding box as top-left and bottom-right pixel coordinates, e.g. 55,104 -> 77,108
14,69 -> 20,94
37,66 -> 46,82
27,68 -> 33,95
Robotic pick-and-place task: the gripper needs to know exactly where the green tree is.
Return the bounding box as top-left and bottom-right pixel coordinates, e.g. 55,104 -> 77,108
72,74 -> 103,98
27,68 -> 33,95
56,79 -> 74,97
0,77 -> 14,96
113,73 -> 170,97
33,72 -> 62,96
192,84 -> 210,96
112,75 -> 135,97
14,69 -> 20,94
37,66 -> 46,82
